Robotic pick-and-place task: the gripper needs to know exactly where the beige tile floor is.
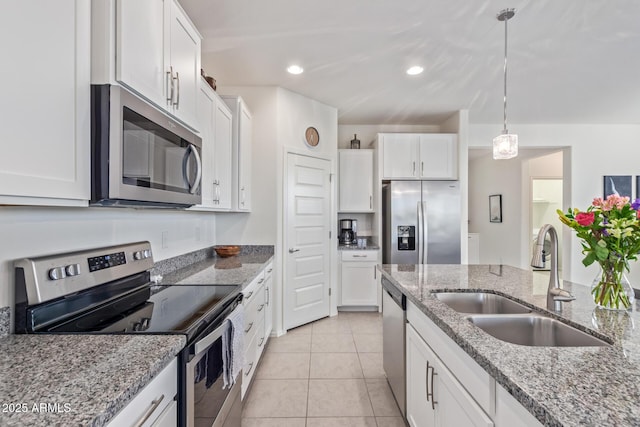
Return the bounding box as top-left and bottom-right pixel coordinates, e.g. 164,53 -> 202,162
242,312 -> 406,427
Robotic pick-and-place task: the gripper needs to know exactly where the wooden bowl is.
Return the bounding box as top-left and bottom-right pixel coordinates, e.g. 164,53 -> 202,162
214,245 -> 240,258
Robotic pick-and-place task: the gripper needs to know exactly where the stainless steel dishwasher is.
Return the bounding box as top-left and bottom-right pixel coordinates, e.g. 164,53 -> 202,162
382,277 -> 406,417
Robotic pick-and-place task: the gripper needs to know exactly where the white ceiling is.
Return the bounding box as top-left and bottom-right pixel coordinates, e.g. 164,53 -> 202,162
180,0 -> 640,125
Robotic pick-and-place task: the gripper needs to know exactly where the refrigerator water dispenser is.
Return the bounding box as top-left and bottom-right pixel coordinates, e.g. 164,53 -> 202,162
397,226 -> 415,250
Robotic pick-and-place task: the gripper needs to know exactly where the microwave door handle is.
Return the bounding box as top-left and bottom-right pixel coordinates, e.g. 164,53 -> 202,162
190,144 -> 202,194
182,144 -> 202,194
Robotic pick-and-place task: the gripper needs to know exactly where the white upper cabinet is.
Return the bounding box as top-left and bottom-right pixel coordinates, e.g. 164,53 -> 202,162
222,96 -> 252,212
339,150 -> 374,212
214,98 -> 233,210
116,0 -> 166,109
0,0 -> 90,206
192,80 -> 233,211
418,134 -> 457,179
380,133 -> 457,180
381,134 -> 419,179
194,81 -> 216,208
113,0 -> 201,130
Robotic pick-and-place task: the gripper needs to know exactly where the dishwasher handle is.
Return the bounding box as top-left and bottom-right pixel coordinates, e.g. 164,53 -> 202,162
382,278 -> 406,310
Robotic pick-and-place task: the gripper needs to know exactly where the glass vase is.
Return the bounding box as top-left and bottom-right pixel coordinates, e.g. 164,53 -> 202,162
591,260 -> 635,311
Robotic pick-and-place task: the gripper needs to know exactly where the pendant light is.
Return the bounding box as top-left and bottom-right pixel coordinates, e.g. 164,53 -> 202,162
493,8 -> 518,160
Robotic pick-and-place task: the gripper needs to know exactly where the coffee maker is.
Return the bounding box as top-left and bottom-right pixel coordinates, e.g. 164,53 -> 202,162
339,219 -> 357,245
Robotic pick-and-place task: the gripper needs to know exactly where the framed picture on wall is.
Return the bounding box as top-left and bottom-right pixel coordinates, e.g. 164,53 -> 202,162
603,175 -> 632,198
489,194 -> 502,223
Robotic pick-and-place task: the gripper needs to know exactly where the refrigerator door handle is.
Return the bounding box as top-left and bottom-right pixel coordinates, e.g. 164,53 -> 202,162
422,201 -> 427,264
417,201 -> 423,264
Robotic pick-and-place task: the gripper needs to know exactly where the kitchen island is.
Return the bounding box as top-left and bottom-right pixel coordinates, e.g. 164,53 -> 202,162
380,264 -> 640,426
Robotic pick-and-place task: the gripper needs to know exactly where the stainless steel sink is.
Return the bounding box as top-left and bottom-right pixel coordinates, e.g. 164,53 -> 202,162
433,292 -> 532,314
466,314 -> 611,347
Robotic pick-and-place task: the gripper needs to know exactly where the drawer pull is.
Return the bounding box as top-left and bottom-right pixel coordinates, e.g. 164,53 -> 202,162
132,394 -> 165,427
258,278 -> 265,284
352,255 -> 367,258
267,268 -> 273,273
244,291 -> 253,300
244,322 -> 254,333
257,304 -> 265,312
244,362 -> 254,376
258,337 -> 265,347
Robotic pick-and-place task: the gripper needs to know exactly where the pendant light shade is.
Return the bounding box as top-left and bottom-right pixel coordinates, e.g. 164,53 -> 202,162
493,8 -> 518,160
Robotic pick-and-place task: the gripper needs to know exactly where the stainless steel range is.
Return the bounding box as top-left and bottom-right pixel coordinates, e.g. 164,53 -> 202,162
14,241 -> 242,427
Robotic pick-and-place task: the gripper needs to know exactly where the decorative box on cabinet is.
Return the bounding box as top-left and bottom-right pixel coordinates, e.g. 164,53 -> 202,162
94,0 -> 202,130
339,250 -> 379,307
0,0 -> 90,206
221,96 -> 252,212
192,79 -> 233,210
339,149 -> 374,212
379,133 -> 457,180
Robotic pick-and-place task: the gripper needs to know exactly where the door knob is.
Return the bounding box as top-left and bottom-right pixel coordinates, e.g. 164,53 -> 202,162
289,248 -> 300,253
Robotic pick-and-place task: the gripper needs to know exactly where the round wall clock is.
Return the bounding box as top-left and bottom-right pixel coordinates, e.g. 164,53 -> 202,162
304,127 -> 320,147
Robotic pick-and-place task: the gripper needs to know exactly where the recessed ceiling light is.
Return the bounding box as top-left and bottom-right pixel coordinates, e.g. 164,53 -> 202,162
406,66 -> 424,76
287,65 -> 304,75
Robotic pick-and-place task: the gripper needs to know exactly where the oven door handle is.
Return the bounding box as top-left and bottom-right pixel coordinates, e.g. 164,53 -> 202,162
194,320 -> 228,356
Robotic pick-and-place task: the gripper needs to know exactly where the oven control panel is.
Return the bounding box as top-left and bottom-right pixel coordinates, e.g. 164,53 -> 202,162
15,241 -> 154,305
88,251 -> 127,272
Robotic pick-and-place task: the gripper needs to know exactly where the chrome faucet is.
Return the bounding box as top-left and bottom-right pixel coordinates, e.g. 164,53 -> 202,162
531,224 -> 575,311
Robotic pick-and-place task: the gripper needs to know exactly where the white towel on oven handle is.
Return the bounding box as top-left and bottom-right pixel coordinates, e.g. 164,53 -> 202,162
222,303 -> 244,389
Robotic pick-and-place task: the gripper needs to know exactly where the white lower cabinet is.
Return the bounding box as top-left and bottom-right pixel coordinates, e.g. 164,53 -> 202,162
406,301 -> 543,427
406,324 -> 493,427
241,261 -> 274,399
339,250 -> 379,307
107,358 -> 177,427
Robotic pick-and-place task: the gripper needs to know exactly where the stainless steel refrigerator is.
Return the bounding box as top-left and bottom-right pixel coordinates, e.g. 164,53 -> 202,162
382,181 -> 461,264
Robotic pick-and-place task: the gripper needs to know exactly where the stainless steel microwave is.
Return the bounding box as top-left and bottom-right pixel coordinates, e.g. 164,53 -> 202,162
91,84 -> 202,208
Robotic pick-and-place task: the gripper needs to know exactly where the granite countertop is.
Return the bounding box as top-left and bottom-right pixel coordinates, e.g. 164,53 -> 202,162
379,264 -> 640,427
338,237 -> 380,251
0,334 -> 185,427
159,252 -> 274,289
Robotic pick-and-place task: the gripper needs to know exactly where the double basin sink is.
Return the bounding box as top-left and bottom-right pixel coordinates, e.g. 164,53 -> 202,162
433,292 -> 610,347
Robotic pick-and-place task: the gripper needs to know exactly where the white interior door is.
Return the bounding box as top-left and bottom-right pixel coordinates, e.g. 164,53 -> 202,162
285,153 -> 331,330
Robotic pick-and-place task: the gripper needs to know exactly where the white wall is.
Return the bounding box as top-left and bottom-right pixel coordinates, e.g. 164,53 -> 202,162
468,154 -> 522,266
469,124 -> 640,287
0,206 -> 216,309
215,85 -> 338,334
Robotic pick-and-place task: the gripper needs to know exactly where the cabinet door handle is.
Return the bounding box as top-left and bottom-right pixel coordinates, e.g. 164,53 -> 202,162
244,362 -> 254,376
426,361 -> 437,409
132,394 -> 165,427
257,304 -> 265,312
370,195 -> 372,209
174,71 -> 180,108
244,322 -> 254,333
421,161 -> 424,176
166,66 -> 174,104
266,288 -> 270,305
425,361 -> 430,402
412,161 -> 416,175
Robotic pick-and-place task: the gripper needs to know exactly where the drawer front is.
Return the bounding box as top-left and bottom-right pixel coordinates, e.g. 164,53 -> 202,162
241,331 -> 258,399
107,358 -> 177,427
243,271 -> 266,305
243,285 -> 265,344
341,250 -> 378,262
264,262 -> 273,278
